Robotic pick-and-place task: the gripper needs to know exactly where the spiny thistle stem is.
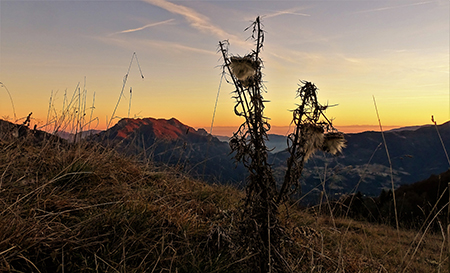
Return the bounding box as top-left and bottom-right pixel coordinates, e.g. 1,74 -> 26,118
255,17 -> 262,61
220,17 -> 344,272
277,81 -> 344,204
221,17 -> 278,272
277,89 -> 307,204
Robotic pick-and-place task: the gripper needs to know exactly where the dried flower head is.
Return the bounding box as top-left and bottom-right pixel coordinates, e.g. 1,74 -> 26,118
229,56 -> 259,87
322,132 -> 346,155
303,124 -> 324,161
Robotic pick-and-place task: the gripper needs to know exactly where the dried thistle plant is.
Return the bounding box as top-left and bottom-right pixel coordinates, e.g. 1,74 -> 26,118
219,17 -> 282,272
219,18 -> 275,203
277,81 -> 345,204
219,17 -> 345,272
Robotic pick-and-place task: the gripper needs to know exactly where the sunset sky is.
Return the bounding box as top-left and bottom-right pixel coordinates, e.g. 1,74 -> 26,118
1,0 -> 449,136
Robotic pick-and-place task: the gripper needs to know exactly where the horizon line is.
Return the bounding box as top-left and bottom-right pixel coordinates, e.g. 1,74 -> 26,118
205,124 -> 433,137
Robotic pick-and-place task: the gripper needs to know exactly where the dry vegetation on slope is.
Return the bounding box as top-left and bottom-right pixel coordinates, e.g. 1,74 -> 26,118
0,120 -> 446,272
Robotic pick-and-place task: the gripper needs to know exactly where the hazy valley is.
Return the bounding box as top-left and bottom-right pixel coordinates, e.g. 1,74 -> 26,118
84,117 -> 450,204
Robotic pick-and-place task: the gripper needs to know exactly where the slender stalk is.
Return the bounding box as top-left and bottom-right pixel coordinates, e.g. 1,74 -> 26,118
88,92 -> 96,132
128,88 -> 132,118
0,82 -> 17,122
210,73 -> 223,135
108,52 -> 143,129
46,90 -> 53,130
373,96 -> 400,234
432,116 -> 450,167
81,77 -> 87,132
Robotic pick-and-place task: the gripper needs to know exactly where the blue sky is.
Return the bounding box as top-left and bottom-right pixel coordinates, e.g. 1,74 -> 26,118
1,0 -> 449,135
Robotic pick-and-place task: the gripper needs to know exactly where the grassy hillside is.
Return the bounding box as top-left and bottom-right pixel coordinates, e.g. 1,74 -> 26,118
0,121 -> 447,272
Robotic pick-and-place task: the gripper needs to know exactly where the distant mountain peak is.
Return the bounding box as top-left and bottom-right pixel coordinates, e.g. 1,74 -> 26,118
91,117 -> 239,185
386,120 -> 450,133
110,117 -> 212,142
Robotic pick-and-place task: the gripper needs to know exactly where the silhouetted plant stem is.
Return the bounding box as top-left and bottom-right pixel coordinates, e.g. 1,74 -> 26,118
277,82 -> 344,204
0,82 -> 18,122
431,116 -> 450,167
107,52 -> 144,129
277,90 -> 306,204
220,17 -> 344,272
220,17 -> 279,272
373,96 -> 400,238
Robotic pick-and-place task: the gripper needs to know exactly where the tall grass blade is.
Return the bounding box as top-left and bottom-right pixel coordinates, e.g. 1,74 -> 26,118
0,82 -> 17,122
373,96 -> 400,234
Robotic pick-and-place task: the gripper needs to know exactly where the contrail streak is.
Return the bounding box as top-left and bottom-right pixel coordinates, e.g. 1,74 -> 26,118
110,19 -> 175,35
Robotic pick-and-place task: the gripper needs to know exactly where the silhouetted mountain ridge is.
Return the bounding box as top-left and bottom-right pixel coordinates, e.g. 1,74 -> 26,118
92,117 -> 246,185
91,118 -> 450,203
2,117 -> 448,205
105,117 -> 212,143
269,121 -> 450,202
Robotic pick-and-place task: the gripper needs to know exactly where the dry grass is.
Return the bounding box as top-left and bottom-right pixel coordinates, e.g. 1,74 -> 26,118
280,206 -> 445,272
0,123 -> 446,272
0,126 -> 244,272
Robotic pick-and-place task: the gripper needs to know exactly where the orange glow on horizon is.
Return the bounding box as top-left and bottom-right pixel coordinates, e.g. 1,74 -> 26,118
206,124 -> 408,137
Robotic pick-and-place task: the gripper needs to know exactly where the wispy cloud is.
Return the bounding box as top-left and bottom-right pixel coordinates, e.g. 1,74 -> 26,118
146,39 -> 217,55
109,19 -> 175,36
353,1 -> 434,14
263,8 -> 310,19
267,50 -> 324,65
141,0 -> 248,47
98,35 -> 216,56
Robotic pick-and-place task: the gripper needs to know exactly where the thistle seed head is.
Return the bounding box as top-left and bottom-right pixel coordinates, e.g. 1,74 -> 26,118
322,132 -> 346,155
303,124 -> 324,161
229,56 -> 259,87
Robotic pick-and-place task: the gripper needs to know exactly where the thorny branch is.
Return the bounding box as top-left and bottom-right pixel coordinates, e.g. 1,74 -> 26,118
220,16 -> 279,272
277,81 -> 345,204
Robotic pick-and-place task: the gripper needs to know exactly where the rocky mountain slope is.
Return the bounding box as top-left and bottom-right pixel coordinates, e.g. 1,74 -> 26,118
91,118 -> 247,185
270,121 -> 450,202
89,118 -> 450,203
